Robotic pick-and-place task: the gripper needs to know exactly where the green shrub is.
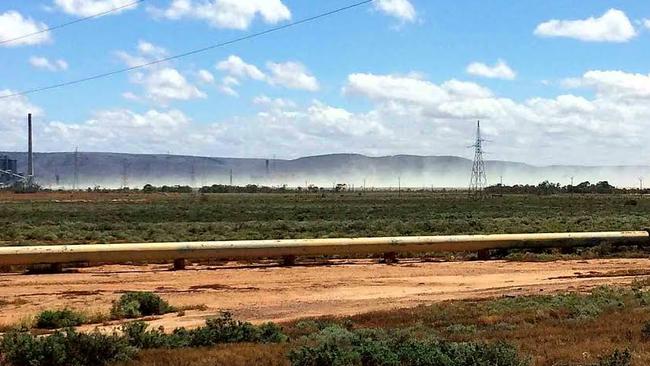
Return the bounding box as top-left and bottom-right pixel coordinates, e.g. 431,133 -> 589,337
288,326 -> 529,366
122,321 -> 172,349
0,328 -> 135,366
641,321 -> 650,341
0,314 -> 285,366
35,308 -> 85,329
592,349 -> 631,366
183,312 -> 287,347
111,292 -> 174,319
120,312 -> 287,350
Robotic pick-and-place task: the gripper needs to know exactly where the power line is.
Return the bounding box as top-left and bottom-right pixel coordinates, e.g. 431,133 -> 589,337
0,0 -> 145,46
0,0 -> 373,100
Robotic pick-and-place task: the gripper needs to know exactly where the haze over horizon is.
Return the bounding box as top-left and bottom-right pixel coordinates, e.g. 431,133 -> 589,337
2,1 -> 650,166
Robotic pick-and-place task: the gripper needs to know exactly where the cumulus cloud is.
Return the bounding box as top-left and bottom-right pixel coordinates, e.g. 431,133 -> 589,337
117,41 -> 205,104
266,61 -> 320,91
644,19 -> 650,29
29,56 -> 69,72
150,0 -> 291,30
196,69 -> 215,84
116,40 -> 167,67
466,60 -> 516,80
216,55 -> 266,81
534,9 -> 637,42
131,67 -> 206,103
215,55 -> 320,95
53,0 -> 140,17
253,95 -> 296,109
218,76 -> 240,97
45,108 -> 197,153
373,0 -> 416,22
0,90 -> 44,151
564,70 -> 650,99
0,11 -> 50,47
342,71 -> 650,163
6,61 -> 650,168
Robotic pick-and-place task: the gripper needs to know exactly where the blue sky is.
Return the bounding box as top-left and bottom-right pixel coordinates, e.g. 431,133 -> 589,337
1,0 -> 650,165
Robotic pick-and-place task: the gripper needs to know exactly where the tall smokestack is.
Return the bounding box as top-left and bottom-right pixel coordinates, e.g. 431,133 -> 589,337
28,113 -> 33,178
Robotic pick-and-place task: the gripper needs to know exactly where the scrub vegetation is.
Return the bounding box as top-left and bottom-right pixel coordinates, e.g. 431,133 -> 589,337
1,191 -> 649,247
3,285 -> 650,366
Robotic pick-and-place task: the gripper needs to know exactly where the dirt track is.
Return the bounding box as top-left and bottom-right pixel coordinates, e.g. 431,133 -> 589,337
1,258 -> 650,330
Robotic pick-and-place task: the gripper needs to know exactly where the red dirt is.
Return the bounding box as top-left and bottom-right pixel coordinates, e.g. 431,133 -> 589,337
1,258 -> 649,330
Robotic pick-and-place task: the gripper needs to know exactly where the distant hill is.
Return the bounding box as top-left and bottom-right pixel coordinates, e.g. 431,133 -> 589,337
1,152 -> 648,189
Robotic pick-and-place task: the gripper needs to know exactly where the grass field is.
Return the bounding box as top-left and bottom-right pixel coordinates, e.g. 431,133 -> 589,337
1,191 -> 649,246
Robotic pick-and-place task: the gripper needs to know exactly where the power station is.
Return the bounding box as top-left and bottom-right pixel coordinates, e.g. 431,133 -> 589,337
0,114 -> 36,189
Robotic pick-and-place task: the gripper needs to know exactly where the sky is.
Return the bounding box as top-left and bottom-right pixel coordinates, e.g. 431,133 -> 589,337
1,0 -> 650,166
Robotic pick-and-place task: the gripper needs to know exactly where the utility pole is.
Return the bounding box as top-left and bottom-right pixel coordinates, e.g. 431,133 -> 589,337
73,147 -> 79,191
468,120 -> 487,197
121,159 -> 129,189
570,176 -> 574,186
229,169 -> 233,186
190,164 -> 196,187
639,177 -> 644,191
398,176 -> 401,197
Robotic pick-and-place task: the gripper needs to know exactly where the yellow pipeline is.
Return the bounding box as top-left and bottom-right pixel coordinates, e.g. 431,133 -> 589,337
0,231 -> 647,265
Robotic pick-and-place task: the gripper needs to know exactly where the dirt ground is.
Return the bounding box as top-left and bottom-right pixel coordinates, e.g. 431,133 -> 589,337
1,258 -> 649,330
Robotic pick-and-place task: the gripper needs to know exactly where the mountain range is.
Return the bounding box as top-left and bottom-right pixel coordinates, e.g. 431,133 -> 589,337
1,152 -> 648,189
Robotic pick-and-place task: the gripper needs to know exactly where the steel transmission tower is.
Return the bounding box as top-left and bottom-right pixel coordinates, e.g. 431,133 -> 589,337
468,120 -> 487,196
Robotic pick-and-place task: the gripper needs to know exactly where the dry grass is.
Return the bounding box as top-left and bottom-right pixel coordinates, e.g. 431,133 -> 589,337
117,286 -> 650,366
120,343 -> 290,366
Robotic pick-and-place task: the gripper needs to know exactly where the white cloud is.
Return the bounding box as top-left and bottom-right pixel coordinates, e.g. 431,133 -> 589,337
564,70 -> 650,99
218,76 -> 240,97
0,11 -> 50,47
45,109 -> 194,152
215,56 -> 320,94
466,60 -> 516,80
53,0 -> 140,17
342,71 -> 650,163
117,41 -> 205,104
344,73 -> 449,106
122,91 -> 141,101
644,19 -> 650,29
150,0 -> 291,30
0,90 -> 44,151
29,56 -> 69,72
116,40 -> 168,67
216,55 -> 266,81
253,95 -> 296,109
197,69 -> 215,84
266,61 -> 319,91
373,0 -> 416,22
534,9 -> 637,42
133,67 -> 206,103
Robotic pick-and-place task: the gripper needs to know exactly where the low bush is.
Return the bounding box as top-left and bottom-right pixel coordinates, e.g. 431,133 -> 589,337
593,349 -> 631,366
34,308 -> 85,329
111,292 -> 175,319
0,328 -> 135,366
122,311 -> 287,349
0,313 -> 285,366
288,326 -> 529,366
642,321 -> 650,340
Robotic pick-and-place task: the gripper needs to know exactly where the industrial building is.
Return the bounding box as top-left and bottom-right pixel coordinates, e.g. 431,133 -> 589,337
0,155 -> 19,186
1,114 -> 34,188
